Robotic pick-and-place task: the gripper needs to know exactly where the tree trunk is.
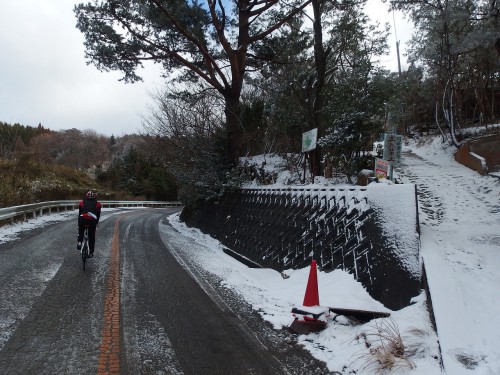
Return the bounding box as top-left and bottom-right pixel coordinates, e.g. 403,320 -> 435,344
312,0 -> 327,131
435,100 -> 447,143
224,94 -> 242,165
324,157 -> 332,178
307,0 -> 328,179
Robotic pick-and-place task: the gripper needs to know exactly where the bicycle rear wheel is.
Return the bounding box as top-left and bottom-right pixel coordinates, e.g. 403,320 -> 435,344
81,228 -> 89,270
81,242 -> 87,270
82,241 -> 89,271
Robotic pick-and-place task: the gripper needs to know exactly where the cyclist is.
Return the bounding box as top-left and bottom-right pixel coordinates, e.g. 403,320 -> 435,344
77,191 -> 101,258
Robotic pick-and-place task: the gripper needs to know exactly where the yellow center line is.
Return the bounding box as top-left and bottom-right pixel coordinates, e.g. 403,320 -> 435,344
97,219 -> 121,375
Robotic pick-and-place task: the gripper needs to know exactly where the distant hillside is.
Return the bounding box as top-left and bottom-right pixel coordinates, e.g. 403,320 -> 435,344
0,122 -> 178,204
0,159 -> 114,208
0,122 -> 52,158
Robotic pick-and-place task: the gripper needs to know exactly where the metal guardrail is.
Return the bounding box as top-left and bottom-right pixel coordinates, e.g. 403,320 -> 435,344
0,200 -> 182,225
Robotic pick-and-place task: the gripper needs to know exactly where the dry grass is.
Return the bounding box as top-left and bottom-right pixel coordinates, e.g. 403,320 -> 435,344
351,318 -> 416,374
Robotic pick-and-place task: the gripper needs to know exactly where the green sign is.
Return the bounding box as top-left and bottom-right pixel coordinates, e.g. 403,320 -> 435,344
302,128 -> 318,153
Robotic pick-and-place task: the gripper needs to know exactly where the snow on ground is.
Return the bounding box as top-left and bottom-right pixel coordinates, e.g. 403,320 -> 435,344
167,211 -> 441,375
0,134 -> 498,374
0,208 -> 127,245
0,211 -> 75,245
165,135 -> 499,374
400,136 -> 500,374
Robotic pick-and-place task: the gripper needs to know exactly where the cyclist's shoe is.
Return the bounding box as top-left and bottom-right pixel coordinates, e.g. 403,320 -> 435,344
89,251 -> 94,258
77,242 -> 82,250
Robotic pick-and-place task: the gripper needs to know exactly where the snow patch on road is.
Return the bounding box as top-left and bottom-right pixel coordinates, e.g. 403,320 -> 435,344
0,263 -> 62,351
0,211 -> 74,244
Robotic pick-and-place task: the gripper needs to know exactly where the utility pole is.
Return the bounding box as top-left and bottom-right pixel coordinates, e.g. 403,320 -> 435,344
396,40 -> 402,76
393,11 -> 402,76
393,10 -> 404,135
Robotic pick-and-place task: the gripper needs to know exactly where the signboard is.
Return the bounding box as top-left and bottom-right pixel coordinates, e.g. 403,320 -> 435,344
383,133 -> 403,166
302,128 -> 318,153
375,158 -> 392,180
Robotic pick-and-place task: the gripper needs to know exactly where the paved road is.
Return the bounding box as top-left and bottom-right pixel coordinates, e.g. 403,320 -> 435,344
0,208 -> 330,375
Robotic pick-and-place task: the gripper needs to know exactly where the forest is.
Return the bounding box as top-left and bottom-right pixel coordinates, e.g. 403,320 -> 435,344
1,0 -> 498,208
0,122 -> 178,207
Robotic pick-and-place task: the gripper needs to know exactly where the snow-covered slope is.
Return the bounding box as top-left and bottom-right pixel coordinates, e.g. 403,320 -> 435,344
400,136 -> 500,374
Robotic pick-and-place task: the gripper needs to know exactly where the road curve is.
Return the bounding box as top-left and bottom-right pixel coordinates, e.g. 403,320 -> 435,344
0,208 -> 330,375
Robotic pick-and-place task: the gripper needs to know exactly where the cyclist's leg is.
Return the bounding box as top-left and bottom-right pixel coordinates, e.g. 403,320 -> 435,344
77,219 -> 85,250
88,223 -> 97,255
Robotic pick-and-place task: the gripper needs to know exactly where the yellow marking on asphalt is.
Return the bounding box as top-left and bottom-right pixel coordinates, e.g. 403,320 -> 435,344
97,219 -> 121,375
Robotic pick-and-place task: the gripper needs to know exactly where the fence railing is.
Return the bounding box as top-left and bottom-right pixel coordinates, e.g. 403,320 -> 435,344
0,200 -> 182,225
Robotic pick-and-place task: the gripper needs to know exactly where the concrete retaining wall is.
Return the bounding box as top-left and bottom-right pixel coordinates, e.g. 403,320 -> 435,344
454,133 -> 500,174
182,185 -> 421,310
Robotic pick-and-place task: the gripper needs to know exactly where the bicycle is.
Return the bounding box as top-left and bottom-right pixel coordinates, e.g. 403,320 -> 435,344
81,225 -> 90,270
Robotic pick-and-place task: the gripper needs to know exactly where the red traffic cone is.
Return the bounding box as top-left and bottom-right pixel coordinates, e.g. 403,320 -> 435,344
303,260 -> 320,306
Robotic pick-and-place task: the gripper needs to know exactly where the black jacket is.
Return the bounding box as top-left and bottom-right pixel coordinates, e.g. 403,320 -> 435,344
78,198 -> 101,223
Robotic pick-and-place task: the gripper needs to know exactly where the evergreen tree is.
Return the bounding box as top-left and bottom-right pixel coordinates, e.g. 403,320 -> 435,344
74,0 -> 314,164
249,0 -> 389,179
388,0 -> 500,146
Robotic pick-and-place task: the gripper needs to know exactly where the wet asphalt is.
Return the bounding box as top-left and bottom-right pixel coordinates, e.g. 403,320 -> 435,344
0,208 -> 331,375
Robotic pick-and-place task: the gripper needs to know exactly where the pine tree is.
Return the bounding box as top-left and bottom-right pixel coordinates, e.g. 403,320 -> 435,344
74,0 -> 314,164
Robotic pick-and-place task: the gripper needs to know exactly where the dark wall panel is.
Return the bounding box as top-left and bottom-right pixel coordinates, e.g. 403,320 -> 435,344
182,186 -> 421,310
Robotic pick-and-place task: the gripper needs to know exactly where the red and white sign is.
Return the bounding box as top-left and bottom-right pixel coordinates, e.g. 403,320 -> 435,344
375,158 -> 391,179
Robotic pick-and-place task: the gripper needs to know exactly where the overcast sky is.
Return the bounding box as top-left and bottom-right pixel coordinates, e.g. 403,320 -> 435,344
0,1 -> 412,137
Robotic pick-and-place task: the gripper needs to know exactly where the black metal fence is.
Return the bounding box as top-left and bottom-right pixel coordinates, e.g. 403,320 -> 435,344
182,187 -> 421,310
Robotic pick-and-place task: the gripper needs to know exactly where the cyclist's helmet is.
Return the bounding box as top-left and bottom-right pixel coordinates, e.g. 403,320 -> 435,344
85,191 -> 97,200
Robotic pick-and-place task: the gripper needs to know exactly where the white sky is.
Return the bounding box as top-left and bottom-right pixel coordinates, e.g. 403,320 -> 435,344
0,1 -> 413,137
365,0 -> 413,72
0,1 -> 164,136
